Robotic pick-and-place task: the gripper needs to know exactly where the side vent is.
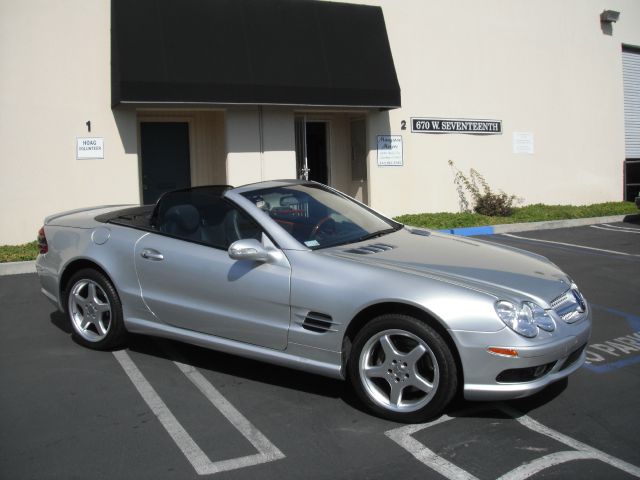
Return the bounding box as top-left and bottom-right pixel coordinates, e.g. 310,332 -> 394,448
344,243 -> 396,255
300,312 -> 339,333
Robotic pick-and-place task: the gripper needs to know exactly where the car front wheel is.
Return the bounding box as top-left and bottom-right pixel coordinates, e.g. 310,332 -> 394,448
66,268 -> 126,350
348,314 -> 458,422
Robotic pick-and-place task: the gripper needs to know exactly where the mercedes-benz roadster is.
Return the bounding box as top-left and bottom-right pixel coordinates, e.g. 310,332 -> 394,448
36,180 -> 591,422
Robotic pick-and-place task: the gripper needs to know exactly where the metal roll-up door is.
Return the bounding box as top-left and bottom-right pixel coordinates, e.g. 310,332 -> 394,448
622,47 -> 640,200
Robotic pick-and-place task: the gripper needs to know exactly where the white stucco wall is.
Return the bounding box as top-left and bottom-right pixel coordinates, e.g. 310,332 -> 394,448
0,0 -> 139,245
355,0 -> 640,217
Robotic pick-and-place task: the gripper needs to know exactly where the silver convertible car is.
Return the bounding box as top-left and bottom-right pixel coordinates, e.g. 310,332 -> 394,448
36,180 -> 591,422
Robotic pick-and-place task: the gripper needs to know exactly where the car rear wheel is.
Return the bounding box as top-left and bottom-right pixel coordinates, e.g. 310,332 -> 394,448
66,268 -> 126,350
348,314 -> 457,422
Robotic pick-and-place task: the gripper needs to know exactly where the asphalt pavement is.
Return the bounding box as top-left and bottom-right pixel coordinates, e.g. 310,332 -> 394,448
1,220 -> 639,480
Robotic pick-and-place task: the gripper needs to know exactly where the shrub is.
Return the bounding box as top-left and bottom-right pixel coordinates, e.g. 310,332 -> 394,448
448,160 -> 520,216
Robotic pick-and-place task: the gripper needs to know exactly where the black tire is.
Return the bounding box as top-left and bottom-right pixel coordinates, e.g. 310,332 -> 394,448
347,314 -> 458,423
65,268 -> 127,350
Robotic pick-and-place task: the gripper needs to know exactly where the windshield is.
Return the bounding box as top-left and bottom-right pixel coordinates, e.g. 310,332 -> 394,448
240,184 -> 401,249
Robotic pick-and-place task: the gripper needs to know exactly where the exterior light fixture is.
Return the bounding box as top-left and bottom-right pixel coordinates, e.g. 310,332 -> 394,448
600,10 -> 620,23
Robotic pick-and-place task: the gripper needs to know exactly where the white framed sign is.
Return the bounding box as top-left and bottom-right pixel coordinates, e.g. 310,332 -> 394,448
76,137 -> 104,160
377,135 -> 403,166
513,132 -> 534,154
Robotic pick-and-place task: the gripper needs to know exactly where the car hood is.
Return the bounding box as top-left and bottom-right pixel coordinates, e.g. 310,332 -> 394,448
324,228 -> 571,306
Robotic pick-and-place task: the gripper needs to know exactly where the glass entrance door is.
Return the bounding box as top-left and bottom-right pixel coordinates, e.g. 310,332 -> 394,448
295,117 -> 328,184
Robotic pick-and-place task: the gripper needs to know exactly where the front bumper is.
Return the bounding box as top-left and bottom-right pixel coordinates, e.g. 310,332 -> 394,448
452,311 -> 592,401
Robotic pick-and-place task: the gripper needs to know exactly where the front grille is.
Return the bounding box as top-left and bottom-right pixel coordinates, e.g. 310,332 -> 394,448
344,243 -> 396,255
551,288 -> 587,323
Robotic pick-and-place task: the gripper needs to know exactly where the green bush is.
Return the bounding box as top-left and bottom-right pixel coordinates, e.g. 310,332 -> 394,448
0,241 -> 39,263
395,202 -> 638,230
474,192 -> 516,216
448,160 -> 519,216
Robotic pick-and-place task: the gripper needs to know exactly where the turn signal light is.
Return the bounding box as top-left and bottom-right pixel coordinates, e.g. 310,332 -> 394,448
487,347 -> 519,357
37,226 -> 48,254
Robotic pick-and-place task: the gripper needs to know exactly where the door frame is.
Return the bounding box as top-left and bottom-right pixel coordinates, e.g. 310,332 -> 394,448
136,114 -> 196,204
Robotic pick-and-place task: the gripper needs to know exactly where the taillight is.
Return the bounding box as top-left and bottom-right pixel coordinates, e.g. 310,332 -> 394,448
37,226 -> 48,254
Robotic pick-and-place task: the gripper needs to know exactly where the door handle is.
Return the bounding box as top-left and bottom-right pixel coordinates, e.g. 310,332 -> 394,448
141,249 -> 164,261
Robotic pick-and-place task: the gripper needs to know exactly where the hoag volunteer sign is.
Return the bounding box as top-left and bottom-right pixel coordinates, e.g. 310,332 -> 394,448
77,137 -> 104,160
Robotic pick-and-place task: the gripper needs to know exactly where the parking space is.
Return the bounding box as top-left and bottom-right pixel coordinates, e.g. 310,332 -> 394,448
1,221 -> 639,479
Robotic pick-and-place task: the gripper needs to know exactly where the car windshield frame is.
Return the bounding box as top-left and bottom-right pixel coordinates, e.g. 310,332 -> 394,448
238,182 -> 402,250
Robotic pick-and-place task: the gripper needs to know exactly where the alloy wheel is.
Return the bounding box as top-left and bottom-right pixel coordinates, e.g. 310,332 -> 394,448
358,329 -> 440,413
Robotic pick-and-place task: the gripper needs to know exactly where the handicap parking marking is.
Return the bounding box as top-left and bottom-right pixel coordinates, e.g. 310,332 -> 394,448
584,305 -> 640,373
385,403 -> 640,480
113,350 -> 285,476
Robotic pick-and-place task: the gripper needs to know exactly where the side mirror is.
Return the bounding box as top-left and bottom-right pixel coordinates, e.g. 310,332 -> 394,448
228,239 -> 270,262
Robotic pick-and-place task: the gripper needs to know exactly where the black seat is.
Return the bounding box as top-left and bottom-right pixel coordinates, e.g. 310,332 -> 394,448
160,204 -> 203,241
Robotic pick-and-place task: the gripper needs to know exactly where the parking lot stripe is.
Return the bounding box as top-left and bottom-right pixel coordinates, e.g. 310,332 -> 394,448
501,233 -> 640,257
114,348 -> 285,475
600,223 -> 640,231
386,419 -> 479,480
502,404 -> 640,478
590,225 -> 640,234
386,403 -> 640,480
174,360 -> 286,466
113,350 -> 213,475
496,451 -> 594,480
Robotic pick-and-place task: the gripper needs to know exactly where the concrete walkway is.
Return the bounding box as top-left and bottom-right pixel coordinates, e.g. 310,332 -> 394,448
0,260 -> 37,276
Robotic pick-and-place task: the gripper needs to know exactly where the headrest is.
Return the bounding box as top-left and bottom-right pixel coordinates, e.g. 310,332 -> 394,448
163,204 -> 200,233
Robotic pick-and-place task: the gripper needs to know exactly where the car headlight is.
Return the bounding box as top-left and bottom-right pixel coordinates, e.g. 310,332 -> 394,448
495,300 -> 556,338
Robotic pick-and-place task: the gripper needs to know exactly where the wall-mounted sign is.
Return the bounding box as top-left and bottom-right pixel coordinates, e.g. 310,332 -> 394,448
377,135 -> 403,166
513,132 -> 534,154
411,118 -> 502,135
76,137 -> 104,160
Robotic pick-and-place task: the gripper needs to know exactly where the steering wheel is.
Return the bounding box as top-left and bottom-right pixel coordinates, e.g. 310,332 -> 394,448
310,216 -> 337,240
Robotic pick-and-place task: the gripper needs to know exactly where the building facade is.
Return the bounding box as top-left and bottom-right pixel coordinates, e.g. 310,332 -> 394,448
1,0 -> 639,245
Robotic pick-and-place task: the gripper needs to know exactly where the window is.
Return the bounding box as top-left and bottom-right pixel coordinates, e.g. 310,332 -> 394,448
152,187 -> 262,249
241,183 -> 399,249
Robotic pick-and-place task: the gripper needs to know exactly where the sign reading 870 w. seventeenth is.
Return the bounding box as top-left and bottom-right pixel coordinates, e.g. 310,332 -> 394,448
411,117 -> 502,135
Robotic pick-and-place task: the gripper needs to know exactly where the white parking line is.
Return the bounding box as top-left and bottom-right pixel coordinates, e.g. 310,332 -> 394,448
591,224 -> 640,234
502,233 -> 640,257
113,350 -> 214,475
600,223 -> 640,231
174,360 -> 285,471
113,350 -> 284,476
495,451 -> 594,480
385,403 -> 640,480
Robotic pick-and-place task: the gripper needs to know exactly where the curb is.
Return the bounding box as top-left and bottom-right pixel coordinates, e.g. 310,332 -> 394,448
437,214 -> 638,236
0,261 -> 36,276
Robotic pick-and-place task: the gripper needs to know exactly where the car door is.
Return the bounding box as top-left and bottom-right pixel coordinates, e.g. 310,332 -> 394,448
134,200 -> 291,350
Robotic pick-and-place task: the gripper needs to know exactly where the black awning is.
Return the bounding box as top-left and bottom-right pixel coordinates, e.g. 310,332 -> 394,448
111,0 -> 401,109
